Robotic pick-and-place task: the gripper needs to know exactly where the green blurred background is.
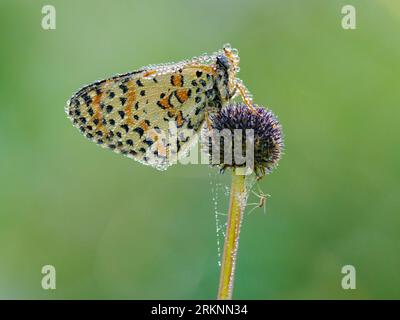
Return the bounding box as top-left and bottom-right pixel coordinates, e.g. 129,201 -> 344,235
0,0 -> 399,299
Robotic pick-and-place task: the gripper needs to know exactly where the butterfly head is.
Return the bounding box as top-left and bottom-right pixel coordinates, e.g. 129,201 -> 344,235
215,44 -> 240,103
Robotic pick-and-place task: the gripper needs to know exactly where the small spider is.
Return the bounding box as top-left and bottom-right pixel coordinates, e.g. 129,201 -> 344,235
246,186 -> 270,214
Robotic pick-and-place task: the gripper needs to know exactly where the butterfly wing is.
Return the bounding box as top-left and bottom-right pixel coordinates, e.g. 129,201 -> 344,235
66,64 -> 218,170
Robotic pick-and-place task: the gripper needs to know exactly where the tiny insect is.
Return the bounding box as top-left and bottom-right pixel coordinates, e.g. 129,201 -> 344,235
247,186 -> 270,214
65,44 -> 254,170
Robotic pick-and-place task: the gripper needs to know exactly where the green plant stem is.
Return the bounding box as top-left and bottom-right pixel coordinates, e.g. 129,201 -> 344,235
217,169 -> 247,300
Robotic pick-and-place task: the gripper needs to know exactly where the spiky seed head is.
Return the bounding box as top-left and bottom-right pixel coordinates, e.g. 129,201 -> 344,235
203,103 -> 284,179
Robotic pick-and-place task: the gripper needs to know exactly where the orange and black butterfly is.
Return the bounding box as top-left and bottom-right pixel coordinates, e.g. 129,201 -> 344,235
65,44 -> 254,170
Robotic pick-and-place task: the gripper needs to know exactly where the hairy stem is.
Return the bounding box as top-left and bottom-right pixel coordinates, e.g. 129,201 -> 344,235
217,170 -> 248,300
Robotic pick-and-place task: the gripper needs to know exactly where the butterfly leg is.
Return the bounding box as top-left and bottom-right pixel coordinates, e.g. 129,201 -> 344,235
205,109 -> 213,131
235,79 -> 257,113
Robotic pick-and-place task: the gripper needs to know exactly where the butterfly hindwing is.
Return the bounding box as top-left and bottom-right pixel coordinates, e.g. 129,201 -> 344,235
66,64 -> 218,169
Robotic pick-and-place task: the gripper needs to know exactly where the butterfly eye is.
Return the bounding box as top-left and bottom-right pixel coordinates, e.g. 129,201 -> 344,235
216,55 -> 230,70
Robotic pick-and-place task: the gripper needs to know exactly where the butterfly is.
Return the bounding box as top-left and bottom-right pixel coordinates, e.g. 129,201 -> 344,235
65,44 -> 254,170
